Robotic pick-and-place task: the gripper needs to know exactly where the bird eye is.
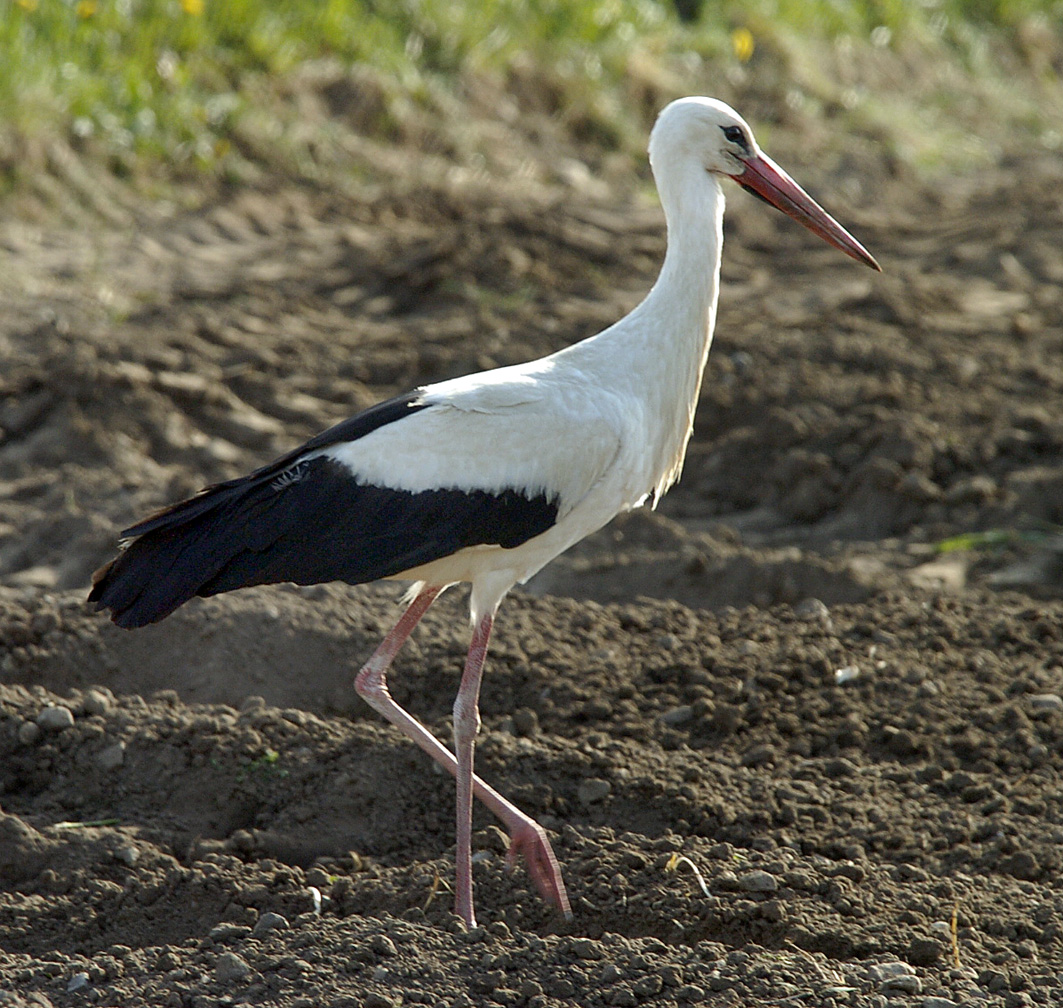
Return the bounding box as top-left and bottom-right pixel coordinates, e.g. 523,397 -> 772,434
721,125 -> 747,148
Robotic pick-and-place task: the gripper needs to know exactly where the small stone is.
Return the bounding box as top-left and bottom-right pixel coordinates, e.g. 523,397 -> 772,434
870,962 -> 916,981
737,870 -> 778,892
512,707 -> 539,736
977,969 -> 1008,992
660,965 -> 684,986
660,705 -> 694,726
67,972 -> 91,992
633,975 -> 664,997
1029,693 -> 1063,711
364,993 -> 399,1008
519,979 -> 543,999
215,951 -> 251,983
922,998 -> 959,1008
823,757 -> 857,778
794,598 -> 830,621
252,912 -> 289,936
37,705 -> 74,731
95,742 -> 125,771
209,924 -> 251,941
17,721 -> 41,745
369,934 -> 397,957
906,937 -> 944,966
571,938 -> 604,959
578,779 -> 611,804
999,851 -> 1041,880
741,744 -> 775,767
599,963 -> 622,983
871,961 -> 920,994
115,845 -> 139,866
82,689 -> 112,716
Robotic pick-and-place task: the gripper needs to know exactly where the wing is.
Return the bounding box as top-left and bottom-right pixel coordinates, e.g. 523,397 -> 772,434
89,370 -> 623,628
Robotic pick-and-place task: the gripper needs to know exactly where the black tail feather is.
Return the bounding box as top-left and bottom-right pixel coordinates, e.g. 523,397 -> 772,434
89,456 -> 559,629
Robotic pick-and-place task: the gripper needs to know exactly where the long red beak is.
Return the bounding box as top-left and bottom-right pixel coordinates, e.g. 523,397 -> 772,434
732,153 -> 880,271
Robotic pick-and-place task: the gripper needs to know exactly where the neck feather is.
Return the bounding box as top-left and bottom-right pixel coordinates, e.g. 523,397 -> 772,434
612,163 -> 726,500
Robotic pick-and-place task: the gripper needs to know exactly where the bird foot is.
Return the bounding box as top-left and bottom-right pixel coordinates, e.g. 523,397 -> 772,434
504,820 -> 572,919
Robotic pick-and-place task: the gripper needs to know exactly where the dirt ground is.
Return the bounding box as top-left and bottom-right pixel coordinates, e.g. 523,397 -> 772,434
1,92 -> 1062,1006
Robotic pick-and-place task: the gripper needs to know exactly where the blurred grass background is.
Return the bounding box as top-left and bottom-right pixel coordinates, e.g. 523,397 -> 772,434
0,0 -> 1060,195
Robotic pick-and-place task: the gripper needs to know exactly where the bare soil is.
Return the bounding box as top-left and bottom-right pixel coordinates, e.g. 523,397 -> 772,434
1,118 -> 1062,1007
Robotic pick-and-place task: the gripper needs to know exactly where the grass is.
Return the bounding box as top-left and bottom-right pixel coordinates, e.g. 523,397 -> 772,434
0,0 -> 1061,194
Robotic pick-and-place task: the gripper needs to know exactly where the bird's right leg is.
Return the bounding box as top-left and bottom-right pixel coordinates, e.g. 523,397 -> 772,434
354,585 -> 570,920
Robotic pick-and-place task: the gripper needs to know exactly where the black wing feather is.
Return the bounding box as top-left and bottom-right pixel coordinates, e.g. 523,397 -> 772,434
120,391 -> 430,540
89,399 -> 559,629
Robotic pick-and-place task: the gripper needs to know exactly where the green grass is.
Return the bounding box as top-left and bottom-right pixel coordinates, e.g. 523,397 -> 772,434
1,0 -> 1061,192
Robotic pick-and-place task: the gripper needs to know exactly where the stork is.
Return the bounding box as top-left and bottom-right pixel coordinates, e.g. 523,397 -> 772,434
90,97 -> 879,928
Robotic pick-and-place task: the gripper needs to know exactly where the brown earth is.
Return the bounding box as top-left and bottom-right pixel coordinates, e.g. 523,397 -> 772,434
1,98 -> 1063,1007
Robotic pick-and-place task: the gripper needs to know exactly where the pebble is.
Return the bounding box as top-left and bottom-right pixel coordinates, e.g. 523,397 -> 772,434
660,965 -> 684,986
214,951 -> 251,983
870,961 -> 921,994
737,870 -> 778,892
82,689 -> 112,716
1028,693 -> 1063,711
364,994 -> 399,1008
999,850 -> 1041,880
512,707 -> 539,736
676,984 -> 707,1002
37,705 -> 74,731
741,744 -> 775,767
67,972 -> 91,992
660,704 -> 694,726
115,845 -> 139,866
906,937 -> 944,966
793,598 -> 830,621
978,969 -> 1009,992
252,912 -> 289,936
870,962 -> 917,980
578,778 -> 612,804
633,975 -> 664,996
922,998 -> 959,1008
571,938 -> 604,960
17,721 -> 41,745
209,924 -> 252,941
369,934 -> 398,957
95,742 -> 125,771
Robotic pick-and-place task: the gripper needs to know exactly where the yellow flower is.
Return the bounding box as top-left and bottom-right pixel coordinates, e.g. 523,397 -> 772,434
732,27 -> 754,63
15,0 -> 39,12
181,0 -> 204,14
76,0 -> 97,16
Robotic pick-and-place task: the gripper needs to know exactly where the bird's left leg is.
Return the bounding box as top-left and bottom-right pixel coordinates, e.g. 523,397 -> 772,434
452,611 -> 491,928
452,614 -> 574,926
355,588 -> 569,924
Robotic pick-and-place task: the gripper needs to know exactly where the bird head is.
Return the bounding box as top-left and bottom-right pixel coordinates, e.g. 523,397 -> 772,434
649,96 -> 880,271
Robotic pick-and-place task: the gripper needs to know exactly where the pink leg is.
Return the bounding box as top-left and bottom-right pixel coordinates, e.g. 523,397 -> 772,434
452,611 -> 492,927
354,587 -> 570,925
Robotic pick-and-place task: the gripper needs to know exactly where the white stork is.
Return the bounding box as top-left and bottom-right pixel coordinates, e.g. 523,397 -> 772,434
90,96 -> 879,928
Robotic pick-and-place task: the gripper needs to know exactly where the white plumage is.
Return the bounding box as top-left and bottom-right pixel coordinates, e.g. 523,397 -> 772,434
91,96 -> 879,928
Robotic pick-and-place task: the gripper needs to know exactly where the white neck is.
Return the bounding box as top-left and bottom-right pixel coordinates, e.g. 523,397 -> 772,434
570,160 -> 725,502
637,159 -> 724,351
